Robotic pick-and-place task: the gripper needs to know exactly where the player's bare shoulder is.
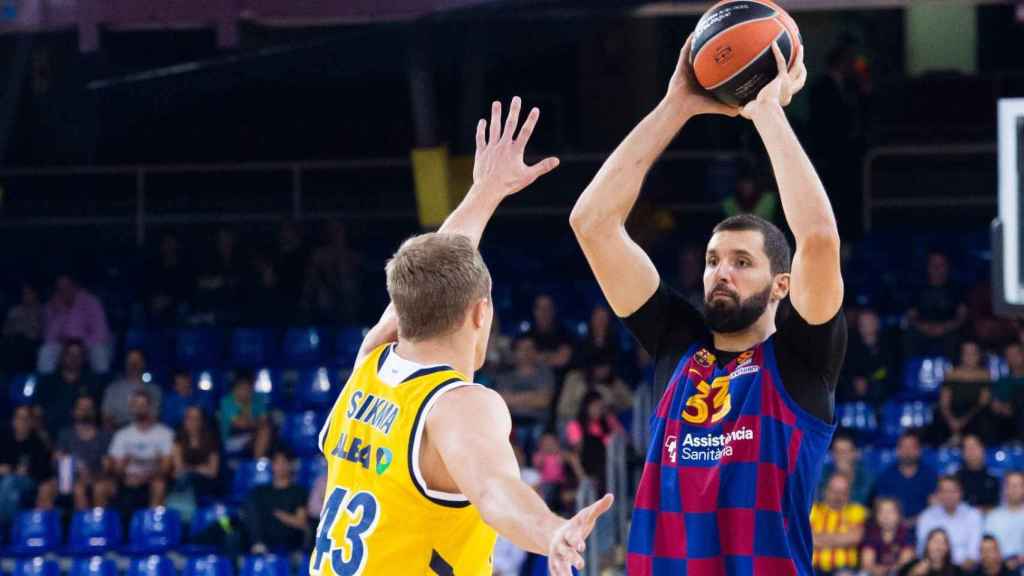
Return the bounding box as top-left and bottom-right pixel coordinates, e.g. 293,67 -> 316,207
427,384 -> 512,434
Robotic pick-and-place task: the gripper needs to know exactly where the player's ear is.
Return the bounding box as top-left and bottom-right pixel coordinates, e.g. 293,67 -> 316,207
471,297 -> 490,329
772,273 -> 790,301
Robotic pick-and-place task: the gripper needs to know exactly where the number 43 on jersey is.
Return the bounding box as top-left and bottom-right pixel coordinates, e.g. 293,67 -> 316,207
310,487 -> 379,576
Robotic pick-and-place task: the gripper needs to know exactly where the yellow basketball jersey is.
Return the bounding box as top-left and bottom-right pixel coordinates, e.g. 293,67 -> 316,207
310,343 -> 497,576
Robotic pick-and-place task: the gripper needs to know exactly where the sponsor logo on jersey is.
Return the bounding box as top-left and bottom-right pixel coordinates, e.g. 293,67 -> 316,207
375,447 -> 393,475
346,390 -> 400,435
736,350 -> 754,366
729,364 -> 760,379
694,348 -> 716,368
676,426 -> 755,462
664,435 -> 678,464
332,433 -> 372,470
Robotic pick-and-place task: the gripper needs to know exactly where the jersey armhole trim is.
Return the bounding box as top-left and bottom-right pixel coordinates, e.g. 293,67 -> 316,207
408,377 -> 475,509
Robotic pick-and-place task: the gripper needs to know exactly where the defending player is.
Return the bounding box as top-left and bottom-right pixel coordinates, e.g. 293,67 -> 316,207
570,39 -> 846,575
311,98 -> 612,576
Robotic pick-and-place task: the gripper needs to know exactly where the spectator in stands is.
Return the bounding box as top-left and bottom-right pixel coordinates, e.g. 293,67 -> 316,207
494,337 -> 556,430
302,220 -> 361,325
241,251 -> 283,326
557,359 -> 634,427
566,392 -> 624,494
531,433 -> 567,504
811,472 -> 867,575
480,312 -> 514,384
2,282 -> 43,372
932,341 -> 994,446
990,342 -> 1024,444
900,528 -> 964,576
102,349 -> 162,430
904,251 -> 968,358
673,244 -> 704,310
218,371 -> 271,459
871,430 -> 939,521
860,497 -> 915,576
839,308 -> 893,404
172,406 -> 220,497
274,221 -> 307,324
917,476 -> 983,570
144,233 -> 191,327
819,432 -> 873,505
983,472 -> 1024,570
0,406 -> 56,526
55,395 -> 114,510
195,227 -> 244,323
973,536 -> 1016,576
243,448 -> 308,554
525,294 -> 575,377
161,370 -> 201,430
35,339 -> 101,440
721,163 -> 779,223
954,434 -> 1000,510
577,305 -> 619,372
38,272 -> 111,374
108,390 -> 174,513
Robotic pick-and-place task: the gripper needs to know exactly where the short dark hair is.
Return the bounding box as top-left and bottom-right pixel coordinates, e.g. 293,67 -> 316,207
270,447 -> 293,462
831,431 -> 856,447
938,475 -> 962,489
898,429 -> 922,445
712,214 -> 792,276
132,388 -> 153,405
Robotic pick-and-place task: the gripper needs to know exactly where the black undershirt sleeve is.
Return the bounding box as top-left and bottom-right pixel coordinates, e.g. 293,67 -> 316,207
621,282 -> 707,361
772,303 -> 848,424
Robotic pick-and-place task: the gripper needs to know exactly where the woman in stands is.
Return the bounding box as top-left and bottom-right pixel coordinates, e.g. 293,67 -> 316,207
861,497 -> 915,576
930,341 -> 995,446
899,528 -> 964,576
172,406 -> 221,497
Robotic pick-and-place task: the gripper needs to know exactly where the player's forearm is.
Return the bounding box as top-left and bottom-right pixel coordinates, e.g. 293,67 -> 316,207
437,185 -> 504,247
570,97 -> 692,238
476,476 -> 566,555
750,102 -> 839,243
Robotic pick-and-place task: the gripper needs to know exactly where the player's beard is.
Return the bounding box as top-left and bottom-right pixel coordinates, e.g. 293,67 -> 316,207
703,283 -> 772,334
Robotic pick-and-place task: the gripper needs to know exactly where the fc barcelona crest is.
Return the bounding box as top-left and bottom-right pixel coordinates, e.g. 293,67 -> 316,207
694,348 -> 716,368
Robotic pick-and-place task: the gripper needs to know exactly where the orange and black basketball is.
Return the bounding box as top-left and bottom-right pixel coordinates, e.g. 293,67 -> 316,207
690,0 -> 801,106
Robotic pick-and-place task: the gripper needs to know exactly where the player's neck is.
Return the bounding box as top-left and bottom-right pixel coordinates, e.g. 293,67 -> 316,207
711,312 -> 776,352
395,338 -> 475,381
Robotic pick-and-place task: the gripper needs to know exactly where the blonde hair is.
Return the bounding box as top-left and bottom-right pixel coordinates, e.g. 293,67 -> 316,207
385,233 -> 491,341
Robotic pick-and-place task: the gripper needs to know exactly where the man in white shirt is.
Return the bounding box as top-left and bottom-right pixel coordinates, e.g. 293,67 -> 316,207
916,475 -> 983,570
108,389 -> 174,512
984,471 -> 1024,570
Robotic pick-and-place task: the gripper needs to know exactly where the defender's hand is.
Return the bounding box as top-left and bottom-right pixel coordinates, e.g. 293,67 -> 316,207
741,41 -> 807,120
666,35 -> 739,118
472,97 -> 560,199
547,494 -> 614,576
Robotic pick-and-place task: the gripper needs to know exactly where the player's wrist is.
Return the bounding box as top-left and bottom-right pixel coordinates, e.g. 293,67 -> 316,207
747,100 -> 786,126
657,94 -> 697,124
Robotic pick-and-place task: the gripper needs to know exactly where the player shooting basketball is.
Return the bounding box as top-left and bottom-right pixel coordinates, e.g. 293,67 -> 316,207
312,97 -> 612,576
570,37 -> 846,576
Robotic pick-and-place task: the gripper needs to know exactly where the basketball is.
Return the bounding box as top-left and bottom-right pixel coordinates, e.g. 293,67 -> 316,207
690,0 -> 801,106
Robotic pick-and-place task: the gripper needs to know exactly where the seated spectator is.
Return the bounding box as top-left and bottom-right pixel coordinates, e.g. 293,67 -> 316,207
990,342 -> 1024,444
972,536 -> 1016,576
55,396 -> 114,510
839,308 -> 894,404
954,434 -> 1000,510
819,432 -> 874,505
917,476 -> 983,570
301,220 -> 361,325
218,372 -> 271,459
931,341 -> 994,446
194,227 -> 244,323
565,393 -> 623,494
861,497 -> 915,576
811,472 -> 867,576
721,164 -> 779,223
144,233 -> 191,327
531,432 -> 567,503
524,294 -> 575,379
108,390 -> 174,513
0,406 -> 56,527
2,282 -> 43,372
103,349 -> 162,430
494,337 -> 555,430
38,272 -> 112,374
557,361 -> 634,427
900,528 -> 965,576
243,448 -> 308,554
172,406 -> 220,497
161,370 -> 202,430
903,251 -> 967,358
871,430 -> 939,521
35,339 -> 102,440
983,472 -> 1024,570
577,306 -> 619,370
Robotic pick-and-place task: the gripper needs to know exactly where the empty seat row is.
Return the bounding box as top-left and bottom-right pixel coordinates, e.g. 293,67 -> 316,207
9,555 -> 306,576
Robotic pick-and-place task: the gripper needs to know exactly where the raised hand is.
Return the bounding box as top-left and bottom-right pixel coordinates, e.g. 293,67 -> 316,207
547,493 -> 614,576
666,35 -> 739,117
472,96 -> 560,200
741,41 -> 807,119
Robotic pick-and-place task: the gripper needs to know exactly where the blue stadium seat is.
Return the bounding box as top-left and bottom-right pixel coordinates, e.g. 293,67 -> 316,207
988,446 -> 1023,476
8,509 -> 62,556
13,558 -> 60,576
988,354 -> 1010,381
281,328 -> 324,368
128,556 -> 176,576
880,401 -> 934,445
241,555 -> 289,576
9,373 -> 38,406
126,507 -> 182,555
294,367 -> 338,410
333,326 -> 365,367
902,356 -> 952,398
284,411 -> 327,457
230,329 -> 275,369
297,457 -> 327,489
183,503 -> 234,555
193,370 -> 226,406
177,328 -> 224,369
935,447 -> 962,475
124,329 -> 172,374
231,459 -> 273,502
861,446 -> 897,477
69,508 -> 123,556
836,402 -> 878,443
185,555 -> 234,576
71,557 -> 119,576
